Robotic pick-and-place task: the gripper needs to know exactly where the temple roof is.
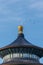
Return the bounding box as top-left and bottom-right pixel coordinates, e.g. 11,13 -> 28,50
0,26 -> 43,50
0,26 -> 43,58
0,33 -> 43,50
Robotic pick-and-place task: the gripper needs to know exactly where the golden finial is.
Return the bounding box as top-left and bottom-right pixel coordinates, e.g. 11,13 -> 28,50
18,25 -> 23,34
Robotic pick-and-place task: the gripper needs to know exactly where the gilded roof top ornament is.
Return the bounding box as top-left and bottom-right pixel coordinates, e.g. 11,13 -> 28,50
18,25 -> 23,34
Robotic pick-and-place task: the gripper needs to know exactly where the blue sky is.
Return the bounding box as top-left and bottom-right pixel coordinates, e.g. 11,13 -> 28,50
0,0 -> 43,64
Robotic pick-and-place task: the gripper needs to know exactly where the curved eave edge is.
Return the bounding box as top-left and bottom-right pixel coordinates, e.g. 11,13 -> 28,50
0,45 -> 43,51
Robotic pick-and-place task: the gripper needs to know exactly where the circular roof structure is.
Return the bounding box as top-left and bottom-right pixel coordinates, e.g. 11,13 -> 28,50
0,26 -> 43,58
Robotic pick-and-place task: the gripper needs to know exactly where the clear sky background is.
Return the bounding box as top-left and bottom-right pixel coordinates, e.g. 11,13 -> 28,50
0,0 -> 43,64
